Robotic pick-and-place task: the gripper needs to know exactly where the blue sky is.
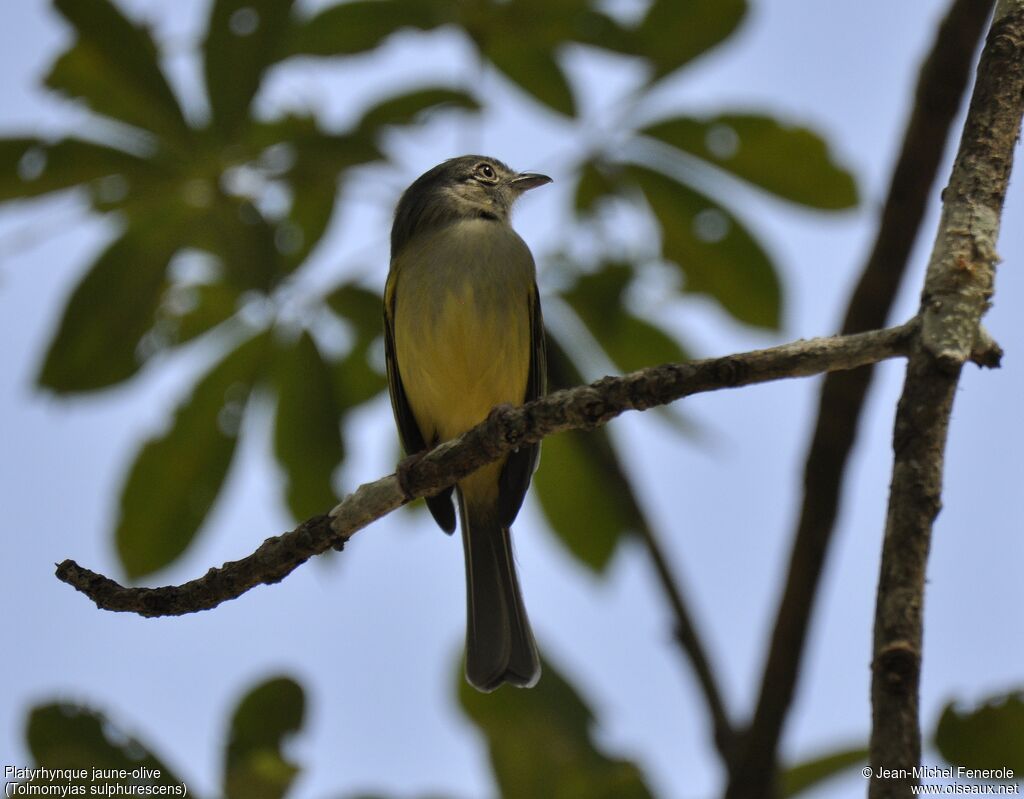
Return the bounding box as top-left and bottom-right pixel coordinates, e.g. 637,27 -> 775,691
1,1 -> 1022,797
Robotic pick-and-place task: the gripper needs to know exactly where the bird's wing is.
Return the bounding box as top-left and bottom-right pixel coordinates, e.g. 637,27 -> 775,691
497,282 -> 546,528
383,269 -> 456,534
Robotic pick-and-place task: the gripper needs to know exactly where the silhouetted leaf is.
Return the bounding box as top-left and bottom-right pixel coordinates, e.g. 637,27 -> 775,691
282,168 -> 339,269
276,130 -> 380,268
205,0 -> 297,140
188,197 -> 282,289
574,159 -> 620,215
934,692 -> 1024,773
641,114 -> 858,209
37,225 -> 177,393
459,657 -> 652,798
225,676 -> 305,799
486,43 -> 575,116
335,348 -> 388,409
325,282 -> 382,344
628,164 -> 781,329
357,87 -> 480,133
285,128 -> 382,173
115,330 -> 269,579
569,9 -> 633,53
47,0 -> 191,147
535,430 -> 636,572
326,283 -> 388,408
273,332 -> 344,520
161,282 -> 241,345
533,334 -> 646,572
0,137 -> 161,203
284,0 -> 441,57
635,0 -> 747,78
26,703 -> 188,793
780,745 -> 868,797
563,263 -> 689,373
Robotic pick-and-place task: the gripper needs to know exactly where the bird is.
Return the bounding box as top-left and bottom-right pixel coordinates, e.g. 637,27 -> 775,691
383,155 -> 551,691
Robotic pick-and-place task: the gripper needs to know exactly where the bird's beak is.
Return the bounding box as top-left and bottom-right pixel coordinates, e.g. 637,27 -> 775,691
508,172 -> 553,193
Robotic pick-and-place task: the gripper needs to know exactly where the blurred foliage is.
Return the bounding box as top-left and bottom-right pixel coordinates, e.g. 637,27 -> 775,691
1,0 -> 857,578
459,657 -> 654,798
18,676 -> 304,799
225,677 -> 305,799
934,690 -> 1024,774
779,744 -> 868,797
533,332 -> 651,571
39,670 -> 1016,797
22,702 -> 189,794
115,329 -> 269,578
10,1 -> 1020,796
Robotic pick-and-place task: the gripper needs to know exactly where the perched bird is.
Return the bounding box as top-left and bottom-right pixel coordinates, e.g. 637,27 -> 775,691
384,155 -> 551,691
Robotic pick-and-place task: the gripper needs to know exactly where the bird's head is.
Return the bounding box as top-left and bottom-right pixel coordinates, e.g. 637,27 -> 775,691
391,155 -> 551,256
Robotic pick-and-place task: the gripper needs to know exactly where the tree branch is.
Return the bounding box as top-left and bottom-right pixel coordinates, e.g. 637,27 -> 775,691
725,0 -> 996,794
55,322 -> 917,617
636,518 -> 737,759
870,3 -> 1024,796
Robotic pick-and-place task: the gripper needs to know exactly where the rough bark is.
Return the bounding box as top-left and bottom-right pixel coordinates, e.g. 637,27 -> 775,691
56,323 -> 917,616
869,3 -> 1024,796
724,0 -> 996,794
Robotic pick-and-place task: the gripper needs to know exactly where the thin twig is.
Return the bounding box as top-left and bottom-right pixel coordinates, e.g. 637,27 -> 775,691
724,1 -> 996,794
545,333 -> 738,757
636,521 -> 736,759
56,322 -> 918,616
870,3 -> 1024,796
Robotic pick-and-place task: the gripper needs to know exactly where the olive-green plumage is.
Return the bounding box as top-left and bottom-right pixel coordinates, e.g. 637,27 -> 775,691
384,155 -> 550,691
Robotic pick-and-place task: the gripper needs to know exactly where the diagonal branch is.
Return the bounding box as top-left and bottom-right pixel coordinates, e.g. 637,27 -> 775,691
56,322 -> 918,617
870,3 -> 1024,796
724,0 -> 996,793
636,516 -> 737,760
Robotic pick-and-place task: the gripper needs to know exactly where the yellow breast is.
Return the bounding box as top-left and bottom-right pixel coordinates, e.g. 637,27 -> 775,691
391,218 -> 534,446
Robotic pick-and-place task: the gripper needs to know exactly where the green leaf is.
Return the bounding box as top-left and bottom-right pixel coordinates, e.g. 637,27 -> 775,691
532,333 -> 647,572
334,347 -> 388,409
246,120 -> 380,270
0,137 -> 160,204
280,163 -> 339,269
780,745 -> 868,797
325,283 -> 388,408
635,0 -> 747,78
225,676 -> 305,799
283,0 -> 441,57
569,9 -> 633,53
574,159 -> 620,215
486,43 -> 575,117
357,87 -> 480,134
47,0 -> 191,147
562,263 -> 689,373
161,281 -> 241,345
640,114 -> 858,209
934,692 -> 1024,773
187,197 -> 282,290
26,703 -> 189,793
115,330 -> 268,579
37,225 -> 176,393
204,0 -> 298,140
276,130 -> 381,268
272,332 -> 344,521
459,656 -> 652,798
325,282 -> 382,344
628,164 -> 781,329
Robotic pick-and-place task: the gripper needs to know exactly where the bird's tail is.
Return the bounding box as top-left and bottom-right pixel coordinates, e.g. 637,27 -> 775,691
459,489 -> 540,692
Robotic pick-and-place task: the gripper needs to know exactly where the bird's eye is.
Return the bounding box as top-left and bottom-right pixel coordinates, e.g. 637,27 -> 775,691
476,163 -> 497,181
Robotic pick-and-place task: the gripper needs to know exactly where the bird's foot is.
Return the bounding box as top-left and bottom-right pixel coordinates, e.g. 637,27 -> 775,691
396,451 -> 427,500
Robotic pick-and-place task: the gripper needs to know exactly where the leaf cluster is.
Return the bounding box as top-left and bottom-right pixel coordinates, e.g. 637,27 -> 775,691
3,0 -> 856,581
24,673 -> 1022,797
